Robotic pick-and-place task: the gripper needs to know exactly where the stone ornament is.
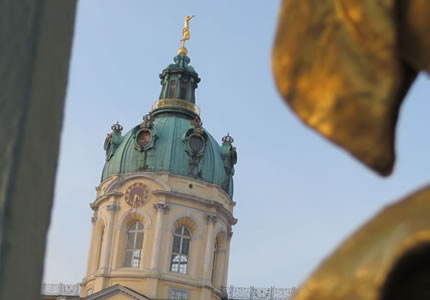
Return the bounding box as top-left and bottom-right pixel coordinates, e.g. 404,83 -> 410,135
124,183 -> 149,208
135,113 -> 157,153
153,202 -> 170,214
183,121 -> 208,178
104,122 -> 124,161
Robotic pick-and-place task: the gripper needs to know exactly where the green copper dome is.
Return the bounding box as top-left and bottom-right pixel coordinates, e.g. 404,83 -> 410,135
101,54 -> 237,197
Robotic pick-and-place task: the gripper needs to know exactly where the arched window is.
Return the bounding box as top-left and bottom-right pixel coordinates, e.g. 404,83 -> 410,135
124,222 -> 144,268
212,239 -> 219,283
170,226 -> 191,274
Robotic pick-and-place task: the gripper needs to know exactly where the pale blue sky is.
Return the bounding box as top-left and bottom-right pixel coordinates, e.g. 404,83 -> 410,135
44,0 -> 430,288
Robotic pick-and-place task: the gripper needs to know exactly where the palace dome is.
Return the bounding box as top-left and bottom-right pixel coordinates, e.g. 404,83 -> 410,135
101,54 -> 237,197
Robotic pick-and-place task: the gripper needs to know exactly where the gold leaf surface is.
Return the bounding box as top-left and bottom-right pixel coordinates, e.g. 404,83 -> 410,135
291,185 -> 430,300
272,0 -> 420,175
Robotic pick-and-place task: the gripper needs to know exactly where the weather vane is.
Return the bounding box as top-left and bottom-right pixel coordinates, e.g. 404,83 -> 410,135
178,15 -> 195,55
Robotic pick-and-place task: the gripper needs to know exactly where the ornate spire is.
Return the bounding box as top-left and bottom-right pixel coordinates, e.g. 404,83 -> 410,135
152,18 -> 201,118
178,15 -> 194,56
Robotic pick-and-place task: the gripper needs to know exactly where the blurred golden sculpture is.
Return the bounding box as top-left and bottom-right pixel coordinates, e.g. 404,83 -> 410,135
272,1 -> 430,299
290,186 -> 430,300
272,0 -> 430,176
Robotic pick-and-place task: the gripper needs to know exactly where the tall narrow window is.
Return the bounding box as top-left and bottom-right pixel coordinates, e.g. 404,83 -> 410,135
124,222 -> 144,268
170,226 -> 191,274
212,239 -> 219,283
179,81 -> 188,99
168,80 -> 176,98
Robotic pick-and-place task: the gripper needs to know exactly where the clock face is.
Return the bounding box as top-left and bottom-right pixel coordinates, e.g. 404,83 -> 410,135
124,183 -> 149,208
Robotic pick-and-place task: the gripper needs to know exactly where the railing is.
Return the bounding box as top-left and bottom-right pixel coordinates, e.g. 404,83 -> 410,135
41,283 -> 296,299
225,286 -> 297,300
41,283 -> 81,296
151,98 -> 200,116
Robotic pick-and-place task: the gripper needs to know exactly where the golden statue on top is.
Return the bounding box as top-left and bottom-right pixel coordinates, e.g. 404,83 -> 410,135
178,15 -> 194,55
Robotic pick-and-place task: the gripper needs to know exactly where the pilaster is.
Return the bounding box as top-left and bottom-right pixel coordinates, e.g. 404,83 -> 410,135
84,214 -> 98,277
101,202 -> 120,288
203,213 -> 218,281
151,201 -> 170,272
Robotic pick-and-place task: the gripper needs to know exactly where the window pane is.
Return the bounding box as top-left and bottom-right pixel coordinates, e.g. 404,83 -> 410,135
133,249 -> 141,259
181,238 -> 190,255
183,227 -> 191,237
172,254 -> 180,262
172,236 -> 181,253
135,232 -> 144,248
170,289 -> 189,300
180,82 -> 187,99
124,222 -> 144,268
170,254 -> 179,272
126,231 -> 135,249
171,227 -> 191,274
131,250 -> 141,268
168,80 -> 176,98
179,261 -> 187,274
178,255 -> 188,274
124,250 -> 132,267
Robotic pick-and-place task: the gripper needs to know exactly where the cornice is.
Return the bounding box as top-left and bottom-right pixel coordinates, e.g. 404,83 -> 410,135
90,191 -> 123,209
98,171 -> 236,205
153,190 -> 238,225
87,271 -> 221,294
82,270 -> 224,298
104,173 -> 172,194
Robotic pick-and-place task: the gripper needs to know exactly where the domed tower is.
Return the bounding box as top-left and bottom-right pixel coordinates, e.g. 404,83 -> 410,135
81,18 -> 237,300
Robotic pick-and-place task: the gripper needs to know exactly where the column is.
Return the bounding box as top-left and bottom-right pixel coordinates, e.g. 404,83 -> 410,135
150,201 -> 169,271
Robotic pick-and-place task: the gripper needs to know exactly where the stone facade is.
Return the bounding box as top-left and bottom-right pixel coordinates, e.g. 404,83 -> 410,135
81,172 -> 236,300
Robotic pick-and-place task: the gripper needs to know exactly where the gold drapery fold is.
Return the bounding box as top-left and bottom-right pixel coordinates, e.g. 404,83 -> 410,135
272,0 -> 430,175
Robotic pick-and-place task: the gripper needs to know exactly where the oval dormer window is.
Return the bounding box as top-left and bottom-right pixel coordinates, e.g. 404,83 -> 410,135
137,130 -> 152,147
189,135 -> 204,153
